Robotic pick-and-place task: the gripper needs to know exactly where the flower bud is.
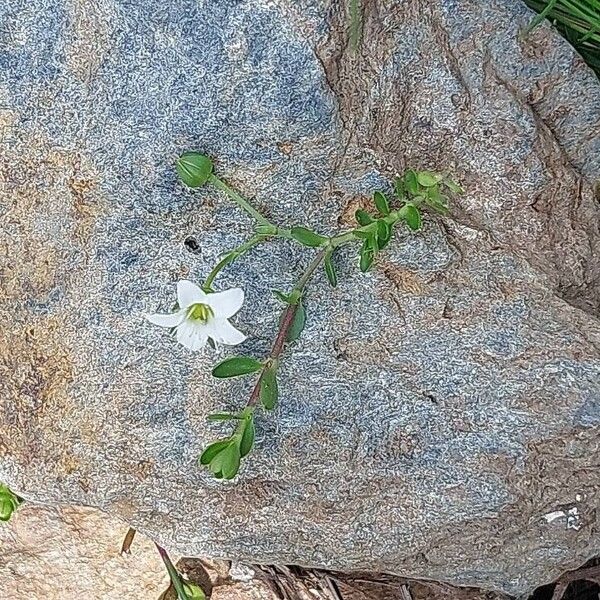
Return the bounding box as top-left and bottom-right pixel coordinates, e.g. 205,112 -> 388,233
183,582 -> 206,600
176,152 -> 213,188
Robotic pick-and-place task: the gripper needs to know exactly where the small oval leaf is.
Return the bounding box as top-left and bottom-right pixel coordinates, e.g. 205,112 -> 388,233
355,209 -> 373,226
290,226 -> 327,247
220,444 -> 241,479
359,239 -> 375,272
404,170 -> 420,195
260,368 -> 279,410
199,439 -> 230,466
394,176 -> 406,199
324,253 -> 337,287
287,302 -> 306,342
373,191 -> 390,215
212,356 -> 263,378
376,219 -> 392,249
405,204 -> 422,231
239,416 -> 255,458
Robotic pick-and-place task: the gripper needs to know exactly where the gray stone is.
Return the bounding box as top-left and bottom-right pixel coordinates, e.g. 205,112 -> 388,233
1,0 -> 599,596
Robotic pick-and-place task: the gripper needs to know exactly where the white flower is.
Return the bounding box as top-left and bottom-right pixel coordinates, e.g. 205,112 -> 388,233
146,280 -> 246,351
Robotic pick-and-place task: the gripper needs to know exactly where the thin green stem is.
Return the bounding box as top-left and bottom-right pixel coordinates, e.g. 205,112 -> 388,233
203,234 -> 265,291
247,249 -> 327,407
155,543 -> 190,600
209,174 -> 292,239
209,174 -> 270,226
292,249 -> 328,295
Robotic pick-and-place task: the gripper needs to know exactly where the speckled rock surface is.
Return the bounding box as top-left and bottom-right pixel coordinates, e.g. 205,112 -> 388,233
0,504 -> 170,598
1,0 -> 599,596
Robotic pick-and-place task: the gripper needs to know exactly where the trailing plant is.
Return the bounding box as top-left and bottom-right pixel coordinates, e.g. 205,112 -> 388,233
146,152 -> 463,480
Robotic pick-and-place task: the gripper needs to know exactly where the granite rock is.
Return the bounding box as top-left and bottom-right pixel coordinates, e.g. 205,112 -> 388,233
1,0 -> 600,596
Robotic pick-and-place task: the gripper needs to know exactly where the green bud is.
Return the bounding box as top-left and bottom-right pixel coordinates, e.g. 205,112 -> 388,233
176,152 -> 213,188
183,582 -> 206,600
0,497 -> 15,522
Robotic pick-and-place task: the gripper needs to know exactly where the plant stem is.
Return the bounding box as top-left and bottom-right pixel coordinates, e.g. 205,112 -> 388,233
209,174 -> 292,239
247,249 -> 327,407
209,174 -> 270,225
155,543 -> 190,600
203,234 -> 266,292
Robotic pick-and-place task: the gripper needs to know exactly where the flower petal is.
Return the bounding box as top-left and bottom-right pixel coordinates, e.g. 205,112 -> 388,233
176,319 -> 208,351
145,310 -> 186,328
177,280 -> 206,309
206,288 -> 245,319
207,319 -> 246,346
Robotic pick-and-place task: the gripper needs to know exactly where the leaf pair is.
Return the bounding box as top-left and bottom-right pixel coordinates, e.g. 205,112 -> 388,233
199,410 -> 255,480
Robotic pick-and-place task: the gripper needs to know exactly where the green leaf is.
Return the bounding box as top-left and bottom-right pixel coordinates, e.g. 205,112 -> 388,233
416,171 -> 440,187
212,356 -> 263,378
220,444 -> 241,480
376,219 -> 392,249
0,485 -> 21,522
373,191 -> 390,215
404,170 -> 420,195
239,416 -> 255,458
355,209 -> 373,226
444,177 -> 464,194
324,253 -> 337,287
287,302 -> 306,342
404,204 -> 422,231
207,412 -> 241,421
394,176 -> 406,199
199,439 -> 231,465
176,152 -> 213,188
260,368 -> 279,410
359,239 -> 375,272
290,226 -> 328,247
425,185 -> 449,214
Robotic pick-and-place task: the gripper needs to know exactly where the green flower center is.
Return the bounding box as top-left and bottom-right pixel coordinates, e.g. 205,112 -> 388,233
187,303 -> 214,323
